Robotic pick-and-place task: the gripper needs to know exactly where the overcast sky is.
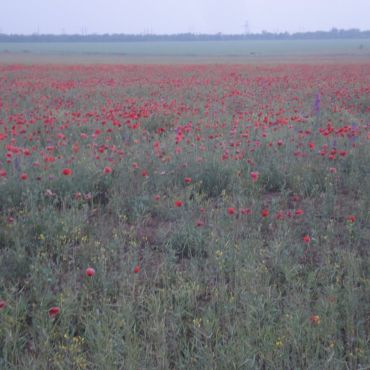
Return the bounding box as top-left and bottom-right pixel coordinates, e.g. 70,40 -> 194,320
1,0 -> 369,35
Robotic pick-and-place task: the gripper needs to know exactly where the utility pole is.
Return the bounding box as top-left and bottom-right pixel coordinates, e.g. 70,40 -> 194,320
244,20 -> 250,35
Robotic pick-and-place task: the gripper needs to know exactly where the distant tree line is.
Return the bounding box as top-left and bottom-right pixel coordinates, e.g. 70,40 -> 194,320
0,29 -> 369,42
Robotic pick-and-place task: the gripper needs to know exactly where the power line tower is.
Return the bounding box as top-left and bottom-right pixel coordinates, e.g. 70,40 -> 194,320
243,20 -> 250,35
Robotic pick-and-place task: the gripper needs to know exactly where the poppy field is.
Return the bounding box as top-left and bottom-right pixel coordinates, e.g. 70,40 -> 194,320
0,62 -> 370,369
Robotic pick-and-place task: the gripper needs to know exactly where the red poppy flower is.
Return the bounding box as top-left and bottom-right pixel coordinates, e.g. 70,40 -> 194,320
0,300 -> 7,310
250,171 -> 260,182
275,210 -> 285,220
133,265 -> 140,273
227,207 -> 236,215
303,235 -> 311,243
240,208 -> 252,215
20,173 -> 28,180
62,168 -> 72,176
261,209 -> 269,217
175,200 -> 184,207
85,267 -> 96,277
347,215 -> 356,223
48,306 -> 61,318
184,177 -> 192,184
295,209 -> 304,216
103,166 -> 112,174
0,169 -> 7,177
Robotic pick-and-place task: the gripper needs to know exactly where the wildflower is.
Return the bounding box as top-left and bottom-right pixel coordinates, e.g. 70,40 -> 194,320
85,267 -> 96,277
227,207 -> 236,215
184,177 -> 192,184
62,168 -> 72,176
275,338 -> 284,349
72,143 -> 80,153
215,250 -> 223,258
156,127 -> 166,135
250,171 -> 260,182
103,166 -> 112,174
175,200 -> 184,207
303,235 -> 311,244
261,209 -> 269,218
240,208 -> 252,215
0,169 -> 7,177
84,192 -> 92,201
44,156 -> 55,163
329,167 -> 337,174
347,215 -> 356,223
132,162 -> 139,169
141,170 -> 148,177
45,189 -> 55,197
153,194 -> 161,201
133,265 -> 140,273
0,300 -> 7,310
48,306 -> 61,318
309,315 -> 320,325
195,219 -> 205,227
7,217 -> 15,224
295,209 -> 304,216
275,210 -> 285,220
20,173 -> 28,180
193,318 -> 202,328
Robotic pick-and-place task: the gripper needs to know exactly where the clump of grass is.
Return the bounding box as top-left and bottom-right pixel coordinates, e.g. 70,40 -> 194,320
196,160 -> 233,198
166,223 -> 208,259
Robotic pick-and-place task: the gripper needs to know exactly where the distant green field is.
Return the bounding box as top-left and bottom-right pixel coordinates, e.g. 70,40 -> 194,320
0,39 -> 369,57
0,39 -> 369,64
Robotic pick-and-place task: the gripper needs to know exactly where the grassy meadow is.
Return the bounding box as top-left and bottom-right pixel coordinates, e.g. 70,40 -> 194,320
0,39 -> 369,64
0,61 -> 369,369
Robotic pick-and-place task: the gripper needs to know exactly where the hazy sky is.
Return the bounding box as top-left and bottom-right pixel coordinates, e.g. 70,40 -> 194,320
1,0 -> 369,35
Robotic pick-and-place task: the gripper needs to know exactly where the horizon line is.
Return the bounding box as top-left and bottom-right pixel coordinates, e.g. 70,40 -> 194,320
1,28 -> 370,37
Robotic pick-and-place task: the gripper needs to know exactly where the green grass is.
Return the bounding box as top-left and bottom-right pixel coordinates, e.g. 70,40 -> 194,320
0,39 -> 369,58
